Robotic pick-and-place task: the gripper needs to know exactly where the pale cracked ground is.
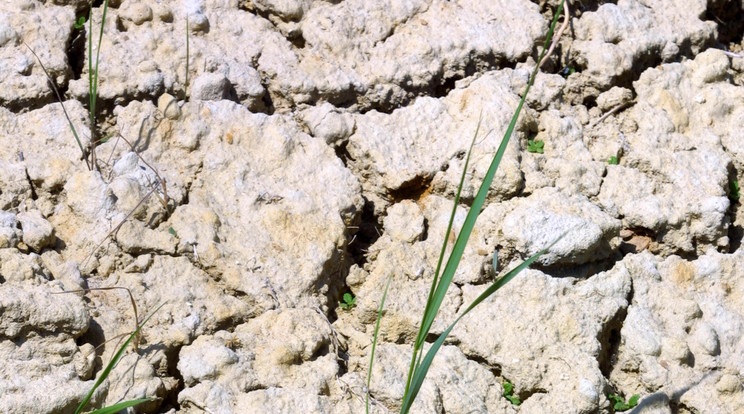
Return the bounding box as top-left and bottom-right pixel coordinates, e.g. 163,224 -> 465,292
0,1 -> 743,413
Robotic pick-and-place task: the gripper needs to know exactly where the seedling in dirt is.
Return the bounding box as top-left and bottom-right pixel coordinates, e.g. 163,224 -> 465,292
608,156 -> 619,165
730,180 -> 740,202
527,139 -> 545,154
168,227 -> 178,237
339,292 -> 357,310
608,393 -> 639,412
503,381 -> 521,406
74,16 -> 86,29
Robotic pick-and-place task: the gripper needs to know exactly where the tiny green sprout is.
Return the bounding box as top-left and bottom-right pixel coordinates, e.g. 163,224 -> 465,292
339,292 -> 357,310
608,393 -> 639,412
73,16 -> 86,29
730,180 -> 740,202
527,140 -> 544,154
608,156 -> 619,165
168,227 -> 178,237
503,381 -> 521,406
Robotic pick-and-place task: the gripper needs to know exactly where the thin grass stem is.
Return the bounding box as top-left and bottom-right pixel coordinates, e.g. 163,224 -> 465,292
185,16 -> 190,91
25,44 -> 91,170
367,275 -> 393,414
88,0 -> 110,170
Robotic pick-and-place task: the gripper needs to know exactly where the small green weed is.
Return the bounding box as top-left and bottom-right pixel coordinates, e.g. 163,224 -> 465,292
608,393 -> 639,412
730,180 -> 740,202
74,16 -> 86,29
339,292 -> 357,310
608,156 -> 619,165
503,381 -> 521,406
527,139 -> 544,154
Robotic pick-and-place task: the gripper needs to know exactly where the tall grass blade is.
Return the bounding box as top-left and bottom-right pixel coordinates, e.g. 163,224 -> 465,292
366,275 -> 393,414
74,302 -> 165,414
399,233 -> 566,413
88,398 -> 156,414
400,2 -> 567,412
88,0 -> 110,168
185,16 -> 190,90
404,115 -> 485,393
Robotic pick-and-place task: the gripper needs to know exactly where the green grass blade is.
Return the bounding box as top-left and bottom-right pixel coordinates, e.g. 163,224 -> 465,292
87,5 -> 93,117
413,0 -> 565,367
74,302 -> 165,414
400,2 -> 566,412
404,115 -> 485,394
185,16 -> 190,90
400,233 -> 567,413
88,398 -> 156,414
90,0 -> 109,120
366,275 -> 393,414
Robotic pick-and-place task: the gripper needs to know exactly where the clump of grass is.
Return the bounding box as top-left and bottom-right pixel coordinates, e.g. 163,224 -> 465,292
32,2 -> 173,266
28,0 -> 111,170
366,2 -> 572,412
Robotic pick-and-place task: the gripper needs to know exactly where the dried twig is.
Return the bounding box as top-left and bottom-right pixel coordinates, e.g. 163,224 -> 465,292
539,0 -> 571,69
25,43 -> 92,170
53,286 -> 141,348
114,132 -> 170,211
590,100 -> 633,128
81,185 -> 158,267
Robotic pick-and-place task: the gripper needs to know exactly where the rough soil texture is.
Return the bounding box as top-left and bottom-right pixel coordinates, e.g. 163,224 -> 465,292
1,0 -> 743,413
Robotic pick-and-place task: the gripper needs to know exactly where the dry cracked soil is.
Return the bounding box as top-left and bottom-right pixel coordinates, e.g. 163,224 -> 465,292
1,0 -> 744,413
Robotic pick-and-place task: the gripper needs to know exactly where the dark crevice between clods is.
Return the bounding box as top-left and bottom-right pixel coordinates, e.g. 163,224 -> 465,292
356,58 -> 518,116
728,206 -> 742,254
387,175 -> 433,205
726,166 -> 742,253
534,248 -> 623,279
465,353 -> 502,378
23,168 -> 39,201
706,0 -> 744,46
568,0 -> 619,15
347,198 -> 383,269
598,299 -> 629,378
516,388 -> 547,406
68,19 -> 87,82
237,2 -> 306,49
333,139 -> 353,170
318,246 -> 355,322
